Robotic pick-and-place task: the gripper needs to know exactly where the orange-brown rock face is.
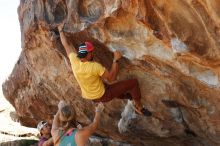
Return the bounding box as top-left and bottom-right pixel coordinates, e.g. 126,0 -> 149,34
2,0 -> 220,145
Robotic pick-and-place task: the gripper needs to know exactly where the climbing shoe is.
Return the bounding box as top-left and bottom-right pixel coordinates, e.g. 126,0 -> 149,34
135,107 -> 152,117
162,100 -> 180,108
124,93 -> 132,100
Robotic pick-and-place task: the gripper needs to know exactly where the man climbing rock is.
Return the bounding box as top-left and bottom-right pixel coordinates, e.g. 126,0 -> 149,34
37,121 -> 53,146
58,24 -> 152,116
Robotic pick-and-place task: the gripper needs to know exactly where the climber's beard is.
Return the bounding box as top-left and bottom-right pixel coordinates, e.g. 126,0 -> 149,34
89,53 -> 94,61
89,56 -> 94,61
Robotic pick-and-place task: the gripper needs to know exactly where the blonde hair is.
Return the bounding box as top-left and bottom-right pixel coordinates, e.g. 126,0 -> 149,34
59,104 -> 76,131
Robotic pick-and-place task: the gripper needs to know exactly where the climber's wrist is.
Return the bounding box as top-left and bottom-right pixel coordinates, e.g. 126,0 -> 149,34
113,59 -> 119,63
59,28 -> 64,33
95,108 -> 103,113
59,26 -> 65,33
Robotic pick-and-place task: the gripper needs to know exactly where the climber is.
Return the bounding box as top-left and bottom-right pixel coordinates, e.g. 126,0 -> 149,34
37,121 -> 54,146
58,24 -> 152,116
51,100 -> 104,146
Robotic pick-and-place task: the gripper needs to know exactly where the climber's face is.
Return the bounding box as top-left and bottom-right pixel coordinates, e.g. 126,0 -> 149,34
41,123 -> 51,135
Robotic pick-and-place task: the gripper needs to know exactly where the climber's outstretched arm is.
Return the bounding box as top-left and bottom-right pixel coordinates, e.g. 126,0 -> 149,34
51,100 -> 68,145
101,51 -> 122,83
75,103 -> 104,146
58,24 -> 76,56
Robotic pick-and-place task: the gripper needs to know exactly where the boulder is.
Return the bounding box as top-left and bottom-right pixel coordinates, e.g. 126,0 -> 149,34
2,0 -> 220,145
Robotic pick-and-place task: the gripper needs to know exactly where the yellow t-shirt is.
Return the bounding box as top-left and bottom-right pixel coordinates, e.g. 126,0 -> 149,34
69,52 -> 106,100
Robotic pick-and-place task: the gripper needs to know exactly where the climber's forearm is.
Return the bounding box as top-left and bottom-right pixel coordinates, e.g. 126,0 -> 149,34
108,61 -> 119,82
51,111 -> 60,132
59,31 -> 75,55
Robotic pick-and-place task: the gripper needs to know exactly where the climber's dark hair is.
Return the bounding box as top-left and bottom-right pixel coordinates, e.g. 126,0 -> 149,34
77,52 -> 88,58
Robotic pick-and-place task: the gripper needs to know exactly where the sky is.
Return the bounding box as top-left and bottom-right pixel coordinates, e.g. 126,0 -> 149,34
0,1 -> 39,135
0,0 -> 21,97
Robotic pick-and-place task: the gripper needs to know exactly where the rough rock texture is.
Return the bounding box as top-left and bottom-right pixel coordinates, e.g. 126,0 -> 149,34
0,139 -> 38,146
2,0 -> 220,145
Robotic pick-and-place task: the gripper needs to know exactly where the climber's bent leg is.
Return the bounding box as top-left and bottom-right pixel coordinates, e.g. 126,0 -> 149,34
93,79 -> 152,116
93,79 -> 141,106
